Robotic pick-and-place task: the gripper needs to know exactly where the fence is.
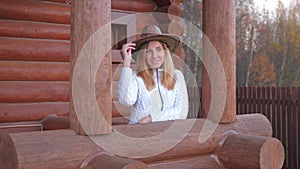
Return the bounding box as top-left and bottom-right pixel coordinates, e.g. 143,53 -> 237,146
187,86 -> 300,169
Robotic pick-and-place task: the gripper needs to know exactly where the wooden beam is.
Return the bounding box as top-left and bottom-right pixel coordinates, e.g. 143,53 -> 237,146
0,38 -> 70,62
218,134 -> 285,169
81,153 -> 149,169
0,102 -> 69,123
0,81 -> 69,103
0,114 -> 273,169
0,20 -> 70,40
149,156 -> 219,169
0,130 -> 100,169
112,0 -> 157,12
202,0 -> 236,123
70,0 -> 112,135
0,0 -> 70,24
0,61 -> 69,81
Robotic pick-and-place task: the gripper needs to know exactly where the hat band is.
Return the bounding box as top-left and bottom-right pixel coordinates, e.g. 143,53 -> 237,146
141,33 -> 159,38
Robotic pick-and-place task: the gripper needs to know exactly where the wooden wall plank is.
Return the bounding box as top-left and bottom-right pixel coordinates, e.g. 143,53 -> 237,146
0,81 -> 69,103
0,61 -> 69,81
288,87 -> 297,169
0,19 -> 70,40
0,102 -> 69,123
0,38 -> 69,62
294,87 -> 300,168
0,0 -> 70,24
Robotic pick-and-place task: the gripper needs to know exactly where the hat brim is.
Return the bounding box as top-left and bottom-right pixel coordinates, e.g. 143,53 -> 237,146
132,34 -> 180,55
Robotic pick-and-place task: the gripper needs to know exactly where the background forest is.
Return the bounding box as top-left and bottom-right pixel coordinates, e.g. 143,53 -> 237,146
182,0 -> 300,87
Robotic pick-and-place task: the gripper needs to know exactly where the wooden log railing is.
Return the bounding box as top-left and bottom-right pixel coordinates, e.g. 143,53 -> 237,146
0,114 -> 284,169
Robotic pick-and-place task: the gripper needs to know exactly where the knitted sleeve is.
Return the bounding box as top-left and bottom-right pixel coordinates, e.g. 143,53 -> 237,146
117,67 -> 138,106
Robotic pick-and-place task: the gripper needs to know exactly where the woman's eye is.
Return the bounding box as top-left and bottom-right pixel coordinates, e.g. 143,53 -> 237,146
156,47 -> 162,52
146,49 -> 153,55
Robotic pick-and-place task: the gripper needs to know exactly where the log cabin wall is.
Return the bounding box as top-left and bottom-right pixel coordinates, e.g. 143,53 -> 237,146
0,0 -> 176,132
0,0 -> 71,134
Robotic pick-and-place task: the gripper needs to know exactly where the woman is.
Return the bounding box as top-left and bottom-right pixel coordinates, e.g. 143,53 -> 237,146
118,25 -> 188,124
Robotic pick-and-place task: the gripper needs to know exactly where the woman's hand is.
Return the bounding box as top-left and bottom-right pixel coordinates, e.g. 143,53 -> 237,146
120,43 -> 136,68
138,116 -> 152,123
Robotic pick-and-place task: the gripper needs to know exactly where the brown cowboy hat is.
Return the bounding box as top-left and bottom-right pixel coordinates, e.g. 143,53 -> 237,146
133,25 -> 180,54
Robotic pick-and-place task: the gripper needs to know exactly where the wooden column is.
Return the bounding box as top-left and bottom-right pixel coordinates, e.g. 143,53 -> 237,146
70,0 -> 112,135
202,0 -> 236,123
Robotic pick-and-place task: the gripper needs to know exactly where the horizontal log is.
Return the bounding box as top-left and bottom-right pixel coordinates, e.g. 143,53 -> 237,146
111,0 -> 157,12
218,134 -> 285,169
0,114 -> 273,169
82,152 -> 149,169
152,0 -> 170,7
149,156 -> 220,169
0,130 -> 101,169
41,0 -> 159,12
0,101 -> 124,123
112,117 -> 130,125
0,102 -> 69,123
42,0 -> 68,4
41,114 -> 69,130
112,63 -> 137,81
112,101 -> 131,117
112,81 -> 118,101
0,37 -> 70,62
0,121 -> 42,137
0,0 -> 70,24
0,20 -> 70,40
0,61 -> 70,81
110,114 -> 272,163
0,81 -> 69,103
112,50 -> 123,63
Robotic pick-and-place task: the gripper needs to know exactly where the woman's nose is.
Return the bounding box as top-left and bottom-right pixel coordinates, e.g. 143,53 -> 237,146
152,51 -> 158,58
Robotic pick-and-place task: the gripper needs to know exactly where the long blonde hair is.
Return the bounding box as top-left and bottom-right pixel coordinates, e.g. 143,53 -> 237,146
135,41 -> 176,91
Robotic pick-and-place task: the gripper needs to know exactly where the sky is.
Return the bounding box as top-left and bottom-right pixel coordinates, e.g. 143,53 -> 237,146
253,0 -> 292,11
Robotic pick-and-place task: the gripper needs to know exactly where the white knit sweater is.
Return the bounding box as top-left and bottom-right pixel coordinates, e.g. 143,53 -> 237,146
118,67 -> 188,124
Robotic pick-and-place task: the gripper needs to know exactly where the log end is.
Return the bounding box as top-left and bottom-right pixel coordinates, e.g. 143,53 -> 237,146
260,137 -> 285,169
0,134 -> 18,169
218,134 -> 285,169
41,114 -> 69,130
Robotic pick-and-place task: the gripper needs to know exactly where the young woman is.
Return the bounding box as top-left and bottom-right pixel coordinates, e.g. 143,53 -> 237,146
118,25 -> 188,124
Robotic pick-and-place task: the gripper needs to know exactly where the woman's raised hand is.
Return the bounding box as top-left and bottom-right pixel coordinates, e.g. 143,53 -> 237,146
120,43 -> 136,68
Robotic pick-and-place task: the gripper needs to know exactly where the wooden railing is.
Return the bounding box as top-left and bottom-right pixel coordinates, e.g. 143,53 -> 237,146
187,86 -> 300,169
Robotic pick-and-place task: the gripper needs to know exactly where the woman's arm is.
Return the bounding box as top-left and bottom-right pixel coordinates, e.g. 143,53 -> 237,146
118,68 -> 138,106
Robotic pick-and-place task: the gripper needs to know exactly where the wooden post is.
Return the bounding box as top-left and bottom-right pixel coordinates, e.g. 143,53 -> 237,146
202,0 -> 236,123
70,0 -> 112,135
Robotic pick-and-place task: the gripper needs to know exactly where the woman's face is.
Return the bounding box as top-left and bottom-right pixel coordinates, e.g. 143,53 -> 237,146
145,41 -> 165,69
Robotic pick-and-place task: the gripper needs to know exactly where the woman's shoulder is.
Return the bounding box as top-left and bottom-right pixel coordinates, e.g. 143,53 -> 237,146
173,69 -> 184,77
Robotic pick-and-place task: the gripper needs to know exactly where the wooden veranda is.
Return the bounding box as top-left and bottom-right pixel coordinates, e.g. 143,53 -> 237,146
0,0 -> 286,168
